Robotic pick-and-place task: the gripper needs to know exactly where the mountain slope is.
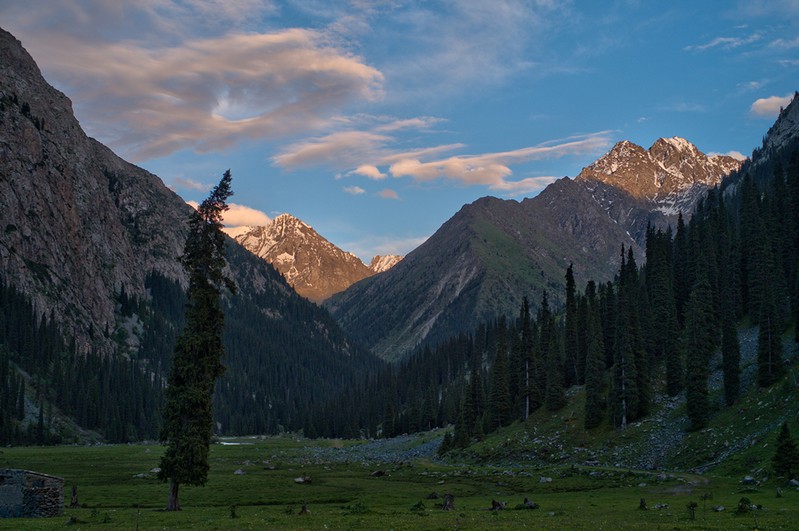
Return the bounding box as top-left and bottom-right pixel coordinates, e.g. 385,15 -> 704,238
0,27 -> 380,440
327,138 -> 741,362
228,214 -> 402,302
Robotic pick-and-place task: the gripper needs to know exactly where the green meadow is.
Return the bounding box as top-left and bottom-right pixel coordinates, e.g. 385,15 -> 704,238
1,434 -> 797,530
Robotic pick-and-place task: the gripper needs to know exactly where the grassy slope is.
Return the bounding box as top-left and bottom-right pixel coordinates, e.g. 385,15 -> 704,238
458,329 -> 799,474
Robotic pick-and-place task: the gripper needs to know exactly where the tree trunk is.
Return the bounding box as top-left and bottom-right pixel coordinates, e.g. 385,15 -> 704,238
167,480 -> 180,511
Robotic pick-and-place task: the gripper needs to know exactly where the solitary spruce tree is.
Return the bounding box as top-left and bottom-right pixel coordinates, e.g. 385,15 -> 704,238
158,171 -> 235,511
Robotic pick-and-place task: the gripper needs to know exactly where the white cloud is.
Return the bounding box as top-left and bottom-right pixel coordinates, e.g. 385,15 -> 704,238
708,150 -> 747,161
351,165 -> 386,180
343,185 -> 366,195
737,80 -> 766,92
222,203 -> 271,227
378,189 -> 400,200
750,94 -> 796,117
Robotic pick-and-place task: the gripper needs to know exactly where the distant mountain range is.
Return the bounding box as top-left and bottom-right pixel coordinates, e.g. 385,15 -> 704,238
225,214 -> 402,303
326,137 -> 743,361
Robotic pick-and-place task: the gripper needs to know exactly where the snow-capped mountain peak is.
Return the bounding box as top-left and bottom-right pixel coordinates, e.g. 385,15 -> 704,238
576,137 -> 743,216
227,214 -> 402,302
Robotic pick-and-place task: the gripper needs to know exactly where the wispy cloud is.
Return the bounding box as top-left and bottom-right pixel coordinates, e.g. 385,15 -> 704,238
770,36 -> 799,49
387,133 -> 612,192
750,93 -> 796,117
343,185 -> 366,195
377,0 -> 568,99
274,131 -> 394,169
660,102 -> 706,113
171,176 -> 211,192
684,33 -> 762,52
2,3 -> 383,161
378,189 -> 400,200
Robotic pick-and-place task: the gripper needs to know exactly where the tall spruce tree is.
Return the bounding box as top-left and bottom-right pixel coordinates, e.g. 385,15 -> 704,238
564,264 -> 579,385
720,296 -> 741,405
611,247 -> 639,428
757,284 -> 785,387
488,316 -> 512,429
684,265 -> 716,431
583,281 -> 606,429
158,171 -> 235,511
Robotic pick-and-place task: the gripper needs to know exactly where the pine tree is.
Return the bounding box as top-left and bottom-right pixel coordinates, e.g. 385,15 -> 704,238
543,317 -> 566,412
519,297 -> 535,420
721,303 -> 741,406
158,171 -> 235,511
488,316 -> 512,429
610,247 -> 639,428
564,264 -> 579,386
684,267 -> 716,431
645,227 -> 681,397
757,285 -> 785,387
583,282 -> 606,429
772,422 -> 799,479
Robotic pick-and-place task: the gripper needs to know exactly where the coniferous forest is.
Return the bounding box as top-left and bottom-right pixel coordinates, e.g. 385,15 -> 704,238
305,141 -> 799,445
1,104 -> 798,448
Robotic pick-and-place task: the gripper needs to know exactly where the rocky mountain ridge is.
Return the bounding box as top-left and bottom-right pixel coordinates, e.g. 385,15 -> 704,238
576,136 -> 742,216
227,214 -> 402,302
328,137 -> 742,361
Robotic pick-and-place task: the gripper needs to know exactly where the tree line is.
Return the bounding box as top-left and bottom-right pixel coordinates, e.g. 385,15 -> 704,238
307,147 -> 799,446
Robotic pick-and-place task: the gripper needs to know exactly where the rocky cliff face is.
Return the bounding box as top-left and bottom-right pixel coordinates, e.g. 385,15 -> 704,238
229,214 -> 402,302
0,28 -> 191,353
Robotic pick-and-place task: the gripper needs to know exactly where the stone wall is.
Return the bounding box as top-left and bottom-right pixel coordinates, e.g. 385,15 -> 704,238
0,469 -> 64,518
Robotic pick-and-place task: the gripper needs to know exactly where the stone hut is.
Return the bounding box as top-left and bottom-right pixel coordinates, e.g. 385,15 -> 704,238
0,469 -> 64,518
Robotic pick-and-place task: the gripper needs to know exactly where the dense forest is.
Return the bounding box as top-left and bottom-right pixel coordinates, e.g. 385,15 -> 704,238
0,263 -> 384,443
2,100 -> 798,446
307,144 -> 799,445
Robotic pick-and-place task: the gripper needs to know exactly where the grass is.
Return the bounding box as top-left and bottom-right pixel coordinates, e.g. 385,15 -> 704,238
1,436 -> 798,529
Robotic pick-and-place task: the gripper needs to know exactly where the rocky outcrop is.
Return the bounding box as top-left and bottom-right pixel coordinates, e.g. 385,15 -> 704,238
576,137 -> 742,216
369,254 -> 403,273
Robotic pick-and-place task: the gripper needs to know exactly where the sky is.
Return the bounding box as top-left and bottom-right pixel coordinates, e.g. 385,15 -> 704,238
1,1 -> 797,261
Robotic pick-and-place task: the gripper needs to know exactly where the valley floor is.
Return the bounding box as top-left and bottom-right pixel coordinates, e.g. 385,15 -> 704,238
1,433 -> 797,530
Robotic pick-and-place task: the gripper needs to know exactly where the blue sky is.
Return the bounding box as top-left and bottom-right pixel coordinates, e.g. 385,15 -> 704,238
2,1 -> 797,261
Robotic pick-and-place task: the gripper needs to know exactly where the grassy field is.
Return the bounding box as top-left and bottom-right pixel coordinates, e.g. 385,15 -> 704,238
1,435 -> 797,530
